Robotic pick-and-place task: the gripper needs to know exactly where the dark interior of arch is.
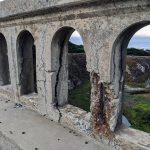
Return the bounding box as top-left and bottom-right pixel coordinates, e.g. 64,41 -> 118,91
18,31 -> 37,95
0,33 -> 10,86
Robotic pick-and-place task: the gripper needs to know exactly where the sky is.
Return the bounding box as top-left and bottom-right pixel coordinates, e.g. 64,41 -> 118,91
133,25 -> 150,37
70,25 -> 150,50
128,25 -> 150,50
69,31 -> 84,45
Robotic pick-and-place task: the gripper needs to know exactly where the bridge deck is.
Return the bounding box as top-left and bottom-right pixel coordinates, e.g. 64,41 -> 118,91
0,98 -> 112,150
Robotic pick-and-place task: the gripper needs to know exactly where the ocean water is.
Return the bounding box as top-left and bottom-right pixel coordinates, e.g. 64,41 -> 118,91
127,36 -> 150,50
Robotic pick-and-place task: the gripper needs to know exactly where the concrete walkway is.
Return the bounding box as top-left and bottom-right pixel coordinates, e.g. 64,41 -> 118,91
0,98 -> 112,150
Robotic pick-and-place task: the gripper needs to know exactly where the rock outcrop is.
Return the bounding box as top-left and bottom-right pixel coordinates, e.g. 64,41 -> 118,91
126,56 -> 150,88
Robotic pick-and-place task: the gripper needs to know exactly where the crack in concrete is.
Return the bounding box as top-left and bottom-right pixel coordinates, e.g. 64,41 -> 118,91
54,33 -> 69,123
54,42 -> 64,123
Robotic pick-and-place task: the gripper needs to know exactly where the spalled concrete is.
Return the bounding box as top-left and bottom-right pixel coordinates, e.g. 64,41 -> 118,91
0,98 -> 112,150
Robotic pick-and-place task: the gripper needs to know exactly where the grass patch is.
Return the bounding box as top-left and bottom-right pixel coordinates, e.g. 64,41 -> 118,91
126,82 -> 146,88
123,93 -> 150,132
68,80 -> 91,112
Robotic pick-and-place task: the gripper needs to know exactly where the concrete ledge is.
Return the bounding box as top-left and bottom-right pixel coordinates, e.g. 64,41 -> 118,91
0,131 -> 22,150
0,85 -> 14,100
0,97 -> 112,150
60,105 -> 91,135
19,93 -> 39,112
0,88 -> 149,150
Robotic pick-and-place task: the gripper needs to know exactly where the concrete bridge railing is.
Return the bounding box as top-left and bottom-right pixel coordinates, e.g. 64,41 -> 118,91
0,0 -> 150,149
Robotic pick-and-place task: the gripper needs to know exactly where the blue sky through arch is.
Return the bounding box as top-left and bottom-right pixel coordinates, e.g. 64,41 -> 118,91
128,25 -> 150,50
69,31 -> 83,45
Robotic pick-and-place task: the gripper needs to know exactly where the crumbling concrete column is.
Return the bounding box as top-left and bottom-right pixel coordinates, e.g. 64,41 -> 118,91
90,72 -> 114,137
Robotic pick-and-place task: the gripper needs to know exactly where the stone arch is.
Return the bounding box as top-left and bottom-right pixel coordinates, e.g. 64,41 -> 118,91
51,26 -> 87,107
111,21 -> 150,127
17,30 -> 37,95
0,33 -> 10,86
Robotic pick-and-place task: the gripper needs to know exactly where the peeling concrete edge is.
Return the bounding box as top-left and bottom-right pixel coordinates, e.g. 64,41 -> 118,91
19,94 -> 39,112
59,104 -> 92,135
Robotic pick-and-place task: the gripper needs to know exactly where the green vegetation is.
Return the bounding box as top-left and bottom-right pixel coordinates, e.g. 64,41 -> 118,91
127,48 -> 150,56
68,42 -> 150,56
126,82 -> 146,88
123,93 -> 150,132
68,80 -> 91,112
68,41 -> 84,53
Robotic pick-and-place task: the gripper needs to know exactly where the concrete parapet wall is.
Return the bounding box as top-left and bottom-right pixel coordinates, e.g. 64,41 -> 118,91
0,0 -> 150,149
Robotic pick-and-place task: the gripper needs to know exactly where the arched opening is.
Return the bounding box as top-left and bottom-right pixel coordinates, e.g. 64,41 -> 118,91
68,31 -> 91,112
112,21 -> 150,132
17,31 -> 37,95
0,33 -> 10,86
51,27 -> 90,112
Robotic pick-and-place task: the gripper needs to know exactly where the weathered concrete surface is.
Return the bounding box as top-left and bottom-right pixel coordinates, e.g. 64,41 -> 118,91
0,0 -> 150,149
0,0 -> 97,19
0,0 -> 150,24
0,0 -> 140,19
0,98 -> 112,150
